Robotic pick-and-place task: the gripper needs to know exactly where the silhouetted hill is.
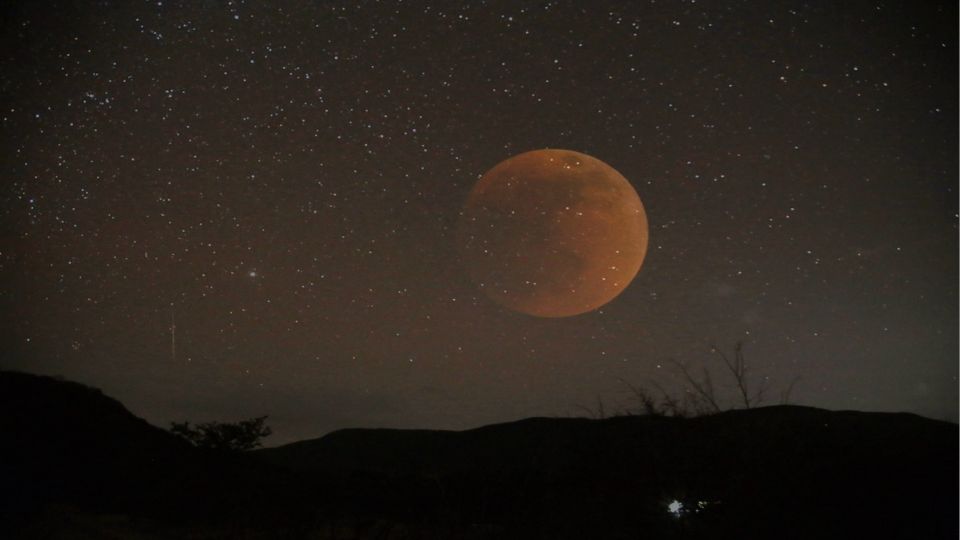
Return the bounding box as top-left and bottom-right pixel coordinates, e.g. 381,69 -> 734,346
257,406 -> 958,539
1,370 -> 956,539
0,371 -> 195,513
0,371 -> 304,537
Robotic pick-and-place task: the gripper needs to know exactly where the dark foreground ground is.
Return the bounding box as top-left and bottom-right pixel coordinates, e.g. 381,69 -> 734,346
1,370 -> 956,539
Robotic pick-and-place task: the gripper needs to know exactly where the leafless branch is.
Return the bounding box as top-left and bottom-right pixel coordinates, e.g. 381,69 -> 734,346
618,377 -> 662,416
575,396 -> 609,419
594,343 -> 799,419
711,342 -> 764,408
668,358 -> 722,413
780,375 -> 801,404
651,380 -> 689,417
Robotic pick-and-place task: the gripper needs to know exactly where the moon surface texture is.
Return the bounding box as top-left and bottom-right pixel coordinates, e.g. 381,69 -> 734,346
459,149 -> 648,318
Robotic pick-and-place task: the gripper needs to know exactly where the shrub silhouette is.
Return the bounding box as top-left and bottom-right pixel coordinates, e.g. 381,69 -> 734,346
588,342 -> 801,418
169,416 -> 272,451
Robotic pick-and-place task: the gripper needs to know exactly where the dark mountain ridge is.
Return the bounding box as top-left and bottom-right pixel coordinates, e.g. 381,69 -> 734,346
0,370 -> 192,513
1,370 -> 956,539
258,406 -> 952,478
0,371 -> 306,534
256,406 -> 957,538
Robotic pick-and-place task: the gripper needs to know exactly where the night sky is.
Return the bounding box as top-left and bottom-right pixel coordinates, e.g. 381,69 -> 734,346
2,0 -> 956,445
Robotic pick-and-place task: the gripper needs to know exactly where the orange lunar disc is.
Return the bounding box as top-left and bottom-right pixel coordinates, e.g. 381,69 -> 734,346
458,149 -> 648,317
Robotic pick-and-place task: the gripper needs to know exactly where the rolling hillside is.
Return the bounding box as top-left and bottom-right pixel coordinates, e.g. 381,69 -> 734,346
2,370 -> 956,539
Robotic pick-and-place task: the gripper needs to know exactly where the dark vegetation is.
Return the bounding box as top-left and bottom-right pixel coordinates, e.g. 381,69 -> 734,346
583,342 -> 801,418
170,415 -> 272,451
1,369 -> 956,539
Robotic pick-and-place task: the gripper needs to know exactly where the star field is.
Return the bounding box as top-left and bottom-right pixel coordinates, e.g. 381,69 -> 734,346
1,0 -> 956,444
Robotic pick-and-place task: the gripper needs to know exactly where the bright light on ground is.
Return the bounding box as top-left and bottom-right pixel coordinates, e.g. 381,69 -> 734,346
667,499 -> 684,517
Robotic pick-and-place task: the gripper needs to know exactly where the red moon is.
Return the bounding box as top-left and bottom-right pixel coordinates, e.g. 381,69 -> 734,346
458,149 -> 648,318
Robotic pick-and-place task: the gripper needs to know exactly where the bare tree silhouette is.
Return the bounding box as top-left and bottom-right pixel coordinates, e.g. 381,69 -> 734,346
613,342 -> 801,417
